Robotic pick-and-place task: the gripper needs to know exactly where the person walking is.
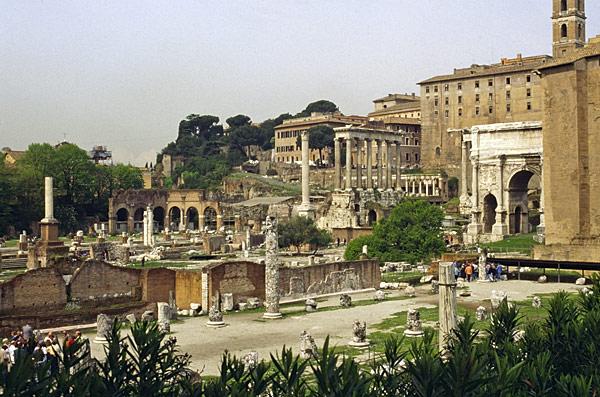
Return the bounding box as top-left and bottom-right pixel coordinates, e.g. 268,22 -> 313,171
465,263 -> 473,282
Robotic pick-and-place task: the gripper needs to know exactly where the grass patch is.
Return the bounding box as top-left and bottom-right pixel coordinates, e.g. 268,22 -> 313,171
480,233 -> 540,255
381,271 -> 422,284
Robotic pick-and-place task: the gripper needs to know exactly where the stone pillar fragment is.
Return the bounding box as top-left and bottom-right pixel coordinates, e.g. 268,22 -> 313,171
94,313 -> 113,344
301,130 -> 310,205
157,302 -> 171,332
366,139 -> 373,189
438,262 -> 458,353
385,141 -> 392,190
376,139 -> 383,189
345,138 -> 353,190
334,138 -> 342,190
395,143 -> 402,190
263,216 -> 282,319
356,138 -> 363,189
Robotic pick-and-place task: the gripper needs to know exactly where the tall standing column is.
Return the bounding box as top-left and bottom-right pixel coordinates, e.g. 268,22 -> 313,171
334,138 -> 342,190
147,206 -> 154,247
385,141 -> 392,190
263,216 -> 282,319
376,139 -> 383,189
460,141 -> 469,201
493,156 -> 508,237
356,139 -> 363,189
366,139 -> 373,189
395,143 -> 402,190
301,131 -> 310,206
438,262 -> 457,354
345,137 -> 353,190
43,177 -> 55,222
143,210 -> 148,246
537,155 -> 545,241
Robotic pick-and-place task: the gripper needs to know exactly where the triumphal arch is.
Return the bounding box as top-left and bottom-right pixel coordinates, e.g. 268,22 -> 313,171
461,122 -> 543,244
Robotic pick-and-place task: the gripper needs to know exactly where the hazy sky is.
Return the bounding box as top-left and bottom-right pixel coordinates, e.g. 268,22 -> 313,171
2,1 -> 599,165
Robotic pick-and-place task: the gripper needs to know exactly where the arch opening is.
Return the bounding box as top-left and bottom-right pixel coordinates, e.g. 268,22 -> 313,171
169,207 -> 182,231
508,170 -> 540,234
153,207 -> 165,231
483,194 -> 498,234
367,210 -> 377,226
133,208 -> 145,232
186,207 -> 199,230
116,208 -> 129,233
204,207 -> 218,231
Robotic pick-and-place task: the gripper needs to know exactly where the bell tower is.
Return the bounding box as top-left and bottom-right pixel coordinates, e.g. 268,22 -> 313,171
552,0 -> 586,58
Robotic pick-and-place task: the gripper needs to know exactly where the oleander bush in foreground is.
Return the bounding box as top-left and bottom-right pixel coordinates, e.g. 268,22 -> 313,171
2,275 -> 599,396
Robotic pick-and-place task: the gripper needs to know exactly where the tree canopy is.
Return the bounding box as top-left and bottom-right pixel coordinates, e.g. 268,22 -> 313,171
345,199 -> 445,264
296,100 -> 339,117
278,216 -> 332,253
296,125 -> 335,165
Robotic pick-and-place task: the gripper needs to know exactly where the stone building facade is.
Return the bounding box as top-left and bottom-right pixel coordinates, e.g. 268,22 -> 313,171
368,93 -> 421,120
418,0 -> 588,179
534,41 -> 600,261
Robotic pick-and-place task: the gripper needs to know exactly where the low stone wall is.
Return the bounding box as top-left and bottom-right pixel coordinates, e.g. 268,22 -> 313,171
89,242 -> 130,265
203,235 -> 227,254
205,261 -> 265,308
279,259 -> 380,300
70,261 -> 140,302
331,228 -> 373,244
140,268 -> 175,303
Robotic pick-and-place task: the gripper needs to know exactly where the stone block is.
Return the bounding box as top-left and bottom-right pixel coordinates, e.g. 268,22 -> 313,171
576,277 -> 586,285
221,293 -> 234,311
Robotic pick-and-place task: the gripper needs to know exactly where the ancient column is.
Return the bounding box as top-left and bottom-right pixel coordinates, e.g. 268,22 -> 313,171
216,214 -> 223,231
179,207 -> 185,231
411,179 -> 416,196
376,139 -> 383,189
537,155 -> 545,241
301,130 -> 310,205
263,216 -> 282,319
94,313 -> 113,344
334,138 -> 342,190
395,143 -> 402,190
356,138 -> 363,189
366,139 -> 373,189
198,214 -> 205,231
460,141 -> 469,202
345,137 -> 353,190
385,141 -> 392,190
438,262 -> 457,353
404,178 -> 409,194
43,177 -> 55,222
143,210 -> 149,246
493,156 -> 508,237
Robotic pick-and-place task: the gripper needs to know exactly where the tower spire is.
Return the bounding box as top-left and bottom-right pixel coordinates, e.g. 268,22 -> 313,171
552,0 -> 586,58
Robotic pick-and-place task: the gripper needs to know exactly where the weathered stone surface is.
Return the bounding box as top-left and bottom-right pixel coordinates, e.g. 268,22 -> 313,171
190,303 -> 201,311
126,314 -> 136,324
243,351 -> 259,371
247,297 -> 261,309
305,298 -> 317,312
404,286 -> 416,297
221,293 -> 234,312
420,275 -> 434,284
339,293 -> 352,307
299,330 -> 318,359
374,290 -> 385,301
238,302 -> 248,311
141,310 -> 154,322
490,290 -> 508,309
404,308 -> 424,337
538,275 -> 547,283
476,306 -> 487,321
306,268 -> 360,295
349,320 -> 369,348
208,305 -> 223,323
438,262 -> 457,352
532,296 -> 542,309
431,280 -> 439,294
576,277 -> 587,285
94,313 -> 113,343
263,216 -> 282,319
289,277 -> 305,294
157,302 -> 171,332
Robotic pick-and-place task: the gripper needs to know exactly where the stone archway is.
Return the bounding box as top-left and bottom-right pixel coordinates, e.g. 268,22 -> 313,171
367,209 -> 377,226
204,207 -> 217,231
153,207 -> 165,231
482,194 -> 498,234
133,208 -> 145,232
186,207 -> 199,230
168,207 -> 182,231
508,170 -> 538,234
116,208 -> 129,233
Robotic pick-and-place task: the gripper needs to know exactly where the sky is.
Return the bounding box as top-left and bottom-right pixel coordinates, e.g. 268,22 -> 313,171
2,0 -> 599,165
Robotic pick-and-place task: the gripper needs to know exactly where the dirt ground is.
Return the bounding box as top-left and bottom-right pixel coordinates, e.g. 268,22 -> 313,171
86,280 -> 582,376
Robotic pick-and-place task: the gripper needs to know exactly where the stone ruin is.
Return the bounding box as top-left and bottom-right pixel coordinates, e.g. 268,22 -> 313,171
243,351 -> 259,371
476,306 -> 487,321
374,290 -> 385,301
207,305 -> 225,328
404,286 -> 416,297
94,313 -> 114,344
157,302 -> 171,333
431,280 -> 439,294
299,330 -> 318,359
403,308 -> 424,337
339,293 -> 352,308
490,290 -> 508,309
348,320 -> 369,348
532,296 -> 542,309
305,298 -> 317,312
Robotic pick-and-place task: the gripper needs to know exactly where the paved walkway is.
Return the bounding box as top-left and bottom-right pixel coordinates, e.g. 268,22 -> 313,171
85,280 -> 585,376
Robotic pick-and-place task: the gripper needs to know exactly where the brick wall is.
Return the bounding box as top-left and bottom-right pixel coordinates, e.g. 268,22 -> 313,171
140,268 -> 175,303
70,260 -> 140,302
175,270 -> 203,310
0,268 -> 67,314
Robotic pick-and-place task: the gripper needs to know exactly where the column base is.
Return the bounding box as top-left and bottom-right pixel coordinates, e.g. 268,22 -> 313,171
348,340 -> 370,349
206,320 -> 227,328
263,312 -> 283,320
297,204 -> 315,219
535,225 -> 545,243
492,222 -> 508,238
93,336 -> 108,344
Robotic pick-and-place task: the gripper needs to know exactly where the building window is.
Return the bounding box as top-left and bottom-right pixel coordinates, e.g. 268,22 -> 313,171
434,98 -> 439,107
426,86 -> 430,94
458,82 -> 462,90
415,154 -> 419,162
434,85 -> 438,93
488,79 -> 493,87
506,91 -> 511,100
445,97 -> 449,106
488,93 -> 493,101
527,102 -> 532,111
458,95 -> 462,104
445,110 -> 449,118
578,23 -> 583,39
561,0 -> 567,12
458,108 -> 463,117
475,94 -> 480,103
475,107 -> 480,116
506,77 -> 511,85
506,104 -> 511,113
561,24 -> 568,39
526,74 -> 531,83
434,110 -> 439,116
406,153 -> 410,161
489,106 -> 493,114
444,84 -> 449,92
415,139 -> 419,145
527,88 -> 531,97
475,81 -> 480,89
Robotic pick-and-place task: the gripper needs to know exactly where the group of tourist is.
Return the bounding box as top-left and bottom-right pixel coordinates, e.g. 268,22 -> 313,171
1,326 -> 88,376
453,261 -> 503,282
